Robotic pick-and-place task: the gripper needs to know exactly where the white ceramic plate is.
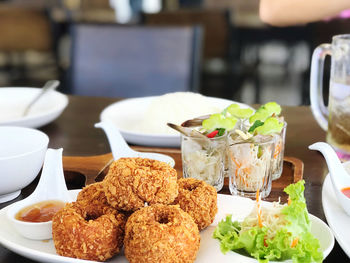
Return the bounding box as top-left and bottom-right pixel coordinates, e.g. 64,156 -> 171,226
0,88 -> 69,128
322,171 -> 350,258
0,192 -> 334,263
100,95 -> 252,147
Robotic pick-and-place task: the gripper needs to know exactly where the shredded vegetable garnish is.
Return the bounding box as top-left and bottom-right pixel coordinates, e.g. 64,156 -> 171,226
182,137 -> 225,189
213,180 -> 323,263
229,141 -> 271,192
234,129 -> 252,140
291,237 -> 299,248
273,139 -> 282,159
206,130 -> 219,138
256,189 -> 263,228
271,131 -> 284,178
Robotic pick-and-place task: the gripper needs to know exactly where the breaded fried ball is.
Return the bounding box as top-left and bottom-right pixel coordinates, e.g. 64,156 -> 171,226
76,182 -> 135,220
52,202 -> 126,261
76,182 -> 109,207
174,178 -> 218,230
103,158 -> 178,211
124,204 -> 200,263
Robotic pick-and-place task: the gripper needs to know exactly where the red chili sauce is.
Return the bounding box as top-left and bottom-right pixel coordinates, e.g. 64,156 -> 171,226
341,187 -> 350,199
15,200 -> 65,223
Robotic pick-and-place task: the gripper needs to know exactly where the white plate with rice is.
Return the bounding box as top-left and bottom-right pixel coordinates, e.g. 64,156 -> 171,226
100,92 -> 252,147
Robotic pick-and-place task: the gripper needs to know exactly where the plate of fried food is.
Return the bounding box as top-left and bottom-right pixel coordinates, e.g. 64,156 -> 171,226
0,158 -> 334,263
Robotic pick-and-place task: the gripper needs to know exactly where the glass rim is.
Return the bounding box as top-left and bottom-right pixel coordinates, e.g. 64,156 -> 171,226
228,135 -> 275,147
332,34 -> 350,42
279,121 -> 287,134
181,131 -> 227,141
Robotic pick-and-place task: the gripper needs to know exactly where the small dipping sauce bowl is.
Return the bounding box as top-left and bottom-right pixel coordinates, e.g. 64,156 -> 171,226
7,148 -> 72,240
0,126 -> 49,203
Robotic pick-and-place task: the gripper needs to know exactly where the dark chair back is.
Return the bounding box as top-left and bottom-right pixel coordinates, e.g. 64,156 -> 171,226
68,23 -> 202,97
0,7 -> 52,52
142,9 -> 231,59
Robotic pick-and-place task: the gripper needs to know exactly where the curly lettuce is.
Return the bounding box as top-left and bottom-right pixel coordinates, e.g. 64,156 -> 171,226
213,180 -> 323,263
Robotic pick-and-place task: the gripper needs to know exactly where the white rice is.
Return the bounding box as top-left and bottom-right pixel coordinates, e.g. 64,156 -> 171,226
133,92 -> 223,135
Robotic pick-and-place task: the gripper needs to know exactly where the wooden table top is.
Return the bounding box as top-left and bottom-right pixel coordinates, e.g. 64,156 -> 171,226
0,95 -> 346,262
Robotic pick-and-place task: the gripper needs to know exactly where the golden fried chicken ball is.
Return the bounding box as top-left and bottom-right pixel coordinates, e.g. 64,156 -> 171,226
174,178 -> 218,230
76,182 -> 109,207
124,204 -> 200,263
103,158 -> 178,211
52,202 -> 126,261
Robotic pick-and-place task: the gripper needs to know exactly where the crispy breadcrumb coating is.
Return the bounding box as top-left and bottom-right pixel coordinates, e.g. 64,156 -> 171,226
174,178 -> 218,230
76,182 -> 109,207
124,204 -> 200,263
104,158 -> 178,211
52,202 -> 126,261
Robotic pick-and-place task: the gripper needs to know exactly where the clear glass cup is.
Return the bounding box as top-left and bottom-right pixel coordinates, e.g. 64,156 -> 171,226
181,133 -> 226,191
271,121 -> 287,180
223,119 -> 250,177
227,133 -> 275,198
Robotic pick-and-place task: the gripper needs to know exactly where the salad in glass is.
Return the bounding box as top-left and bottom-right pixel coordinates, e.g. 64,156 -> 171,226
180,104 -> 253,191
249,102 -> 287,180
213,180 -> 323,263
181,132 -> 226,191
178,102 -> 285,195
225,102 -> 284,198
228,133 -> 275,198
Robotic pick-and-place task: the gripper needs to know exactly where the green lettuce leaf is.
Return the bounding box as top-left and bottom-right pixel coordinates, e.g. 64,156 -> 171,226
248,120 -> 264,133
213,180 -> 323,263
253,117 -> 284,135
249,102 -> 281,124
226,104 -> 254,119
202,113 -> 237,132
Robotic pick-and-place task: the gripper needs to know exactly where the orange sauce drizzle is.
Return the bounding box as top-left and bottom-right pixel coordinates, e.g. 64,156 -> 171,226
341,187 -> 350,198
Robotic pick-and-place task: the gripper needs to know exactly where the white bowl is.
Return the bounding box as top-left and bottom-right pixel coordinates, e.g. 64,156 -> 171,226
0,87 -> 68,128
7,202 -> 58,240
0,126 -> 49,202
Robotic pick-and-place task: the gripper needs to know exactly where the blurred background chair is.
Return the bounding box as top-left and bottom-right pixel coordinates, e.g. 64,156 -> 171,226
142,9 -> 234,99
143,9 -> 230,60
0,5 -> 57,86
67,23 -> 202,97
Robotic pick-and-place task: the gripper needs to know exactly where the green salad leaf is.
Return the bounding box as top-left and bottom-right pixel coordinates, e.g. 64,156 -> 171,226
248,120 -> 264,133
253,117 -> 284,135
250,102 -> 282,124
226,104 -> 254,119
213,180 -> 323,263
247,102 -> 283,135
202,113 -> 237,132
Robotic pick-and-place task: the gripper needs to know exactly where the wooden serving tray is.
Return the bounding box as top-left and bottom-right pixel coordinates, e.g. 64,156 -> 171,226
62,147 -> 303,204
